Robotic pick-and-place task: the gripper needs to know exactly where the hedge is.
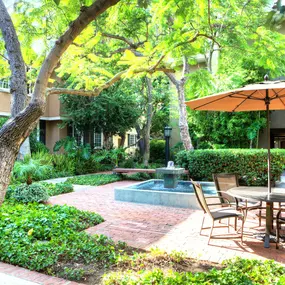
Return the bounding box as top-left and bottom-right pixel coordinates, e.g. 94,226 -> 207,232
175,149 -> 285,186
150,139 -> 165,163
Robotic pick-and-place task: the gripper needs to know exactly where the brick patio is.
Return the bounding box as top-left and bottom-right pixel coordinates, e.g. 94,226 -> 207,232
48,180 -> 285,264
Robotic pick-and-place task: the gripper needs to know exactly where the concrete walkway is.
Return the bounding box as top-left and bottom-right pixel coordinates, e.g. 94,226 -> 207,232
49,180 -> 285,264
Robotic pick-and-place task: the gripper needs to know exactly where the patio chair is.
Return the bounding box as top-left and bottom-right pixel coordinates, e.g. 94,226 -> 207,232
192,180 -> 244,244
213,173 -> 264,226
276,208 -> 285,249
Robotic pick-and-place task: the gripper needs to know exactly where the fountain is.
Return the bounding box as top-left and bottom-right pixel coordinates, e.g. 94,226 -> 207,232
114,161 -> 216,209
156,161 -> 185,188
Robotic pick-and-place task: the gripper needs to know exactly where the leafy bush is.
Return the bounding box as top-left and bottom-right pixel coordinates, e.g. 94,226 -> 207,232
93,148 -> 127,167
103,258 -> 285,285
51,154 -> 76,176
67,174 -> 122,186
175,149 -> 285,186
0,202 -> 114,274
13,183 -> 49,203
150,139 -> 165,163
12,156 -> 53,184
40,182 -> 74,196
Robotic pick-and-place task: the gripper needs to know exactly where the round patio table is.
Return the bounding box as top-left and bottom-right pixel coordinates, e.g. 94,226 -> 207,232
228,186 -> 285,248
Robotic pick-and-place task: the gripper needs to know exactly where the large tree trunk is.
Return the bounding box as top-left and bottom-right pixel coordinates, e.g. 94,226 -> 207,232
0,0 -> 120,204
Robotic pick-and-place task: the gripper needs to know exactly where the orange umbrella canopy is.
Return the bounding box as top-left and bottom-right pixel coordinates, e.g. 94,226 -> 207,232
186,81 -> 285,112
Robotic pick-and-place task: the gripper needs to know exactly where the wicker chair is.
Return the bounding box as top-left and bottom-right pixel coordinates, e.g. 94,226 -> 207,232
276,208 -> 285,249
192,180 -> 244,244
213,173 -> 264,226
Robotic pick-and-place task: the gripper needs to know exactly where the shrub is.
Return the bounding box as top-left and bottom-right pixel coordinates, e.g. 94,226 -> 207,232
13,183 -> 49,203
175,149 -> 285,186
52,154 -> 76,176
12,156 -> 53,184
66,174 -> 122,186
40,182 -> 74,196
150,139 -> 165,163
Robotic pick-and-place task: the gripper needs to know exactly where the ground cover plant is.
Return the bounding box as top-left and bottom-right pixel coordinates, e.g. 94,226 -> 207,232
103,253 -> 285,285
40,182 -> 74,196
0,201 -> 123,279
66,174 -> 122,186
0,201 -> 284,284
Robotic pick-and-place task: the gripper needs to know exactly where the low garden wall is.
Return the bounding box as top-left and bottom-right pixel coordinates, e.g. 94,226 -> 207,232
175,149 -> 285,186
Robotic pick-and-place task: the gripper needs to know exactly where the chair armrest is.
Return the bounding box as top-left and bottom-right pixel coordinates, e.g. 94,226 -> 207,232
277,208 -> 285,221
205,195 -> 233,206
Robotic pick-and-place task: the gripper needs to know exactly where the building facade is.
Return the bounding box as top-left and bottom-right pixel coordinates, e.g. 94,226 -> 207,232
0,81 -> 138,153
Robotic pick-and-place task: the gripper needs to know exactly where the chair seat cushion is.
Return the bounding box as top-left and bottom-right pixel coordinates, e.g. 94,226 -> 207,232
210,207 -> 242,220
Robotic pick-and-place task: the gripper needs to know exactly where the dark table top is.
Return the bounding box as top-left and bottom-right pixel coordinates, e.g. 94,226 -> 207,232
228,186 -> 285,203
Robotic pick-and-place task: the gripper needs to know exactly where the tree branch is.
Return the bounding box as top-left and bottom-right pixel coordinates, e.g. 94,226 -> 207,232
101,32 -> 135,47
0,0 -> 27,117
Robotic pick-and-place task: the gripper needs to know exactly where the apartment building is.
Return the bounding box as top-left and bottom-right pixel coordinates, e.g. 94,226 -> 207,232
0,80 -> 138,152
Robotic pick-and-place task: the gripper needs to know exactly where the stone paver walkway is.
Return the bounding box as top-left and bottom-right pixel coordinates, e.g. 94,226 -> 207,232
48,180 -> 285,264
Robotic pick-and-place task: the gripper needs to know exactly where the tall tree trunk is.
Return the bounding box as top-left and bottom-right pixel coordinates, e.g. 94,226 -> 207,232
143,77 -> 153,167
119,133 -> 126,147
165,57 -> 194,151
0,0 -> 120,204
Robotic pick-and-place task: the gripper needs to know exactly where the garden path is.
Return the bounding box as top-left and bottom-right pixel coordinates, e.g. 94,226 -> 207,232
48,180 -> 285,264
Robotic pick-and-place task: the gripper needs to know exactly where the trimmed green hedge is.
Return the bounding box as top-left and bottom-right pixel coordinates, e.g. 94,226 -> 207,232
175,149 -> 285,186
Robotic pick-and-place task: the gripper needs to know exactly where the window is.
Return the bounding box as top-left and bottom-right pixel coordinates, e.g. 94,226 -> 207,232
0,79 -> 9,90
128,134 -> 136,147
94,132 -> 103,148
39,120 -> 46,144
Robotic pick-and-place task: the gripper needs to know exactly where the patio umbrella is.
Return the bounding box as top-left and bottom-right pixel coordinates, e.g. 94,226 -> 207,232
185,78 -> 285,196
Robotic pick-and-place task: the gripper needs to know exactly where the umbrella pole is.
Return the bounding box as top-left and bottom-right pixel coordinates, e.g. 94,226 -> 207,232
266,90 -> 271,194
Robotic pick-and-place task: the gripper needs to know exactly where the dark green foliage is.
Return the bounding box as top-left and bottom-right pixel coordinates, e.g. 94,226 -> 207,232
93,148 -> 127,167
13,183 -> 49,203
0,116 -> 8,128
60,82 -> 140,140
188,111 -> 266,149
103,258 -> 285,285
66,174 -> 122,186
0,202 -> 115,273
29,129 -> 49,154
150,139 -> 165,163
40,182 -> 74,196
175,149 -> 285,185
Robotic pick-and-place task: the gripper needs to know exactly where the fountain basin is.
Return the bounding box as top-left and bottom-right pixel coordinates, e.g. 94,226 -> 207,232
114,179 -> 216,209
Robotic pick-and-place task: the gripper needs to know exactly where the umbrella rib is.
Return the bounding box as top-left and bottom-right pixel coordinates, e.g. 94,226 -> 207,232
273,90 -> 285,107
192,94 -> 233,110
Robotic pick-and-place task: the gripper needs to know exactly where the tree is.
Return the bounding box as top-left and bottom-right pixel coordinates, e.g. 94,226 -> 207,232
60,81 -> 140,149
0,0 -> 120,204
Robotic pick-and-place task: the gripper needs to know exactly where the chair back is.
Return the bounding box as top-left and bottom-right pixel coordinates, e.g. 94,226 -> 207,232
213,173 -> 238,203
192,180 -> 211,215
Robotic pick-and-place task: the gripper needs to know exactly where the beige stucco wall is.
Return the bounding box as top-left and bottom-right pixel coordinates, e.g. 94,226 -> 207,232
113,128 -> 138,154
0,91 -> 11,115
45,121 -> 67,152
0,91 -> 61,118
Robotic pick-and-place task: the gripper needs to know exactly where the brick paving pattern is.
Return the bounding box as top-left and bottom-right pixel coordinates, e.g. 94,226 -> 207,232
49,181 -> 285,264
